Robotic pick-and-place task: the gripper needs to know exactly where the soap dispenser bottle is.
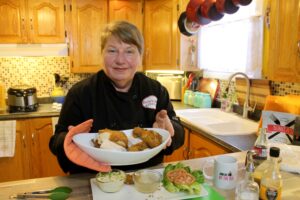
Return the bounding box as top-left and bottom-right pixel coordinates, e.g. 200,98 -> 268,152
235,150 -> 259,200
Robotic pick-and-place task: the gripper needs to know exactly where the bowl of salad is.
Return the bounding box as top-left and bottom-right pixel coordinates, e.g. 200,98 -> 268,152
95,169 -> 126,193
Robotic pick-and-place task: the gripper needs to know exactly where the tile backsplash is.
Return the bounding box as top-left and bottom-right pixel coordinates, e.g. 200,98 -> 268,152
0,57 -> 89,98
0,57 -> 299,100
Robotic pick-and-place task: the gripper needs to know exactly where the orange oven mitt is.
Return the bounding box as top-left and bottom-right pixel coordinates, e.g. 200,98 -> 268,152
258,95 -> 300,135
64,119 -> 111,172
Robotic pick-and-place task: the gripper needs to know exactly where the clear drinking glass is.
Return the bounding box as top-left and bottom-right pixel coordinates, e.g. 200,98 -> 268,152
235,179 -> 259,200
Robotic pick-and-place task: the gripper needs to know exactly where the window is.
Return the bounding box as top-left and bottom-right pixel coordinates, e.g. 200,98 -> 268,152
197,0 -> 263,79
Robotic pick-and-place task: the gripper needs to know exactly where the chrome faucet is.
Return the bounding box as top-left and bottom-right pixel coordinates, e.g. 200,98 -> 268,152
226,72 -> 252,118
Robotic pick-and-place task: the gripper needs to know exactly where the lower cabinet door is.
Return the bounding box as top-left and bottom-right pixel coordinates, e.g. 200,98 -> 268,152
0,118 -> 66,182
189,131 -> 230,159
29,118 -> 66,178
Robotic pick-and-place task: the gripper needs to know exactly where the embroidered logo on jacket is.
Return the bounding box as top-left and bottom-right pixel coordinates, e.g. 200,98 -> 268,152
142,95 -> 157,110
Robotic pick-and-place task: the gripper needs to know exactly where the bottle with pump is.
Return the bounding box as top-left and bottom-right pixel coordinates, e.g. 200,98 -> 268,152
259,147 -> 282,200
253,128 -> 268,166
235,150 -> 259,200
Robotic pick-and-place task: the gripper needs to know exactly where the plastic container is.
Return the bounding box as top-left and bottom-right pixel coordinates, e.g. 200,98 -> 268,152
95,169 -> 126,193
51,86 -> 65,103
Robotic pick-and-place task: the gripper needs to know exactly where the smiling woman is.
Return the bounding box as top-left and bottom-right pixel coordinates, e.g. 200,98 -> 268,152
49,21 -> 185,174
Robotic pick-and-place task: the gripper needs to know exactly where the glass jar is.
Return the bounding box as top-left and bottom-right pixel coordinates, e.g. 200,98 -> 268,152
183,90 -> 191,105
188,91 -> 195,106
202,93 -> 212,108
193,92 -> 203,108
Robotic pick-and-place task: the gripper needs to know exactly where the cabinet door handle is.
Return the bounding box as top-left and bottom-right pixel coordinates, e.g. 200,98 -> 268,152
188,149 -> 193,159
183,146 -> 189,160
31,132 -> 35,145
22,134 -> 26,148
21,18 -> 25,31
30,18 -> 33,30
297,40 -> 300,57
265,5 -> 271,30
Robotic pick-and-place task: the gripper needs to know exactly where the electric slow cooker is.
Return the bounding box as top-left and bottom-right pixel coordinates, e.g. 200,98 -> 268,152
7,85 -> 39,113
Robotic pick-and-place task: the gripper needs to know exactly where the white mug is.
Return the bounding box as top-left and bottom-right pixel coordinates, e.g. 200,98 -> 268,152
203,155 -> 238,190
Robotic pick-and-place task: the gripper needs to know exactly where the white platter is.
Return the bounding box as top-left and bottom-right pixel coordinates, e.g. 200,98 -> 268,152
90,169 -> 208,200
72,128 -> 170,166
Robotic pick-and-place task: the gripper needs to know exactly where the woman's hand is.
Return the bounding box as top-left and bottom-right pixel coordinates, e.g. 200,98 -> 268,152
67,119 -> 93,133
153,110 -> 174,147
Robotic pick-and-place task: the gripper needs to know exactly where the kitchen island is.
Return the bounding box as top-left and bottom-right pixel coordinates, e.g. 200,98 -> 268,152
0,151 -> 299,200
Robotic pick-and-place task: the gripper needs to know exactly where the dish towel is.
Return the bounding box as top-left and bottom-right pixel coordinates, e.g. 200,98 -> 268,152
52,117 -> 59,134
0,120 -> 16,157
270,143 -> 300,174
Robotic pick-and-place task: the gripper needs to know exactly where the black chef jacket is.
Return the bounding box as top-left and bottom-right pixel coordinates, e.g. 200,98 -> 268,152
49,70 -> 184,173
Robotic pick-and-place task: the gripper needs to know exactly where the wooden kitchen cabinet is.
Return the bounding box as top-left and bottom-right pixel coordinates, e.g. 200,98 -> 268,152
0,118 -> 66,182
164,128 -> 231,162
264,0 -> 300,82
144,0 -> 180,70
69,0 -> 144,73
69,0 -> 108,73
0,0 -> 65,43
189,131 -> 230,159
108,0 -> 144,71
164,127 -> 189,162
109,0 -> 143,32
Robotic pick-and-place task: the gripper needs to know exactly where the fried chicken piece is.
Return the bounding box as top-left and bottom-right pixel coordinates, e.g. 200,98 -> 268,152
132,127 -> 162,148
124,174 -> 134,185
127,141 -> 148,152
97,128 -> 128,148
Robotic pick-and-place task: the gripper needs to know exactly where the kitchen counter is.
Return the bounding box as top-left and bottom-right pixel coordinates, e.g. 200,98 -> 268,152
0,101 -> 189,120
172,101 -> 257,152
0,101 -> 256,152
0,151 -> 299,200
179,118 -> 257,152
0,104 -> 60,120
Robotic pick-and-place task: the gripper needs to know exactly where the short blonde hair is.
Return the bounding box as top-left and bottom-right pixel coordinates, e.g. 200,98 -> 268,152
101,21 -> 144,55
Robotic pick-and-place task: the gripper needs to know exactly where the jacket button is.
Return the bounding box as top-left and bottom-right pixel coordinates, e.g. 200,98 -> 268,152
110,122 -> 117,128
132,95 -> 137,100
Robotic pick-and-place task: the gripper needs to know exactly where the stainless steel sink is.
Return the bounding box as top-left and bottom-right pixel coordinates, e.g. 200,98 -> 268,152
176,108 -> 258,135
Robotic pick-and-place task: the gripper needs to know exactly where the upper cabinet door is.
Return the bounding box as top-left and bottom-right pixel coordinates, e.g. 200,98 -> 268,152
266,0 -> 300,82
0,0 -> 65,44
0,0 -> 27,43
27,0 -> 65,43
144,0 -> 179,70
70,0 -> 108,73
109,0 -> 144,72
109,0 -> 143,32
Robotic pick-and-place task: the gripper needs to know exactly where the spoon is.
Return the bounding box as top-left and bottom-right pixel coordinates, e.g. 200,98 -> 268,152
25,186 -> 72,194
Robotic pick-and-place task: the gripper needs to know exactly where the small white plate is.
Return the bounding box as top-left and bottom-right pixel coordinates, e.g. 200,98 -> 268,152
73,128 -> 170,166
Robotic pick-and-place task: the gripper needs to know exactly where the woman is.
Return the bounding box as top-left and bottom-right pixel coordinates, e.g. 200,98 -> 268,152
49,21 -> 184,173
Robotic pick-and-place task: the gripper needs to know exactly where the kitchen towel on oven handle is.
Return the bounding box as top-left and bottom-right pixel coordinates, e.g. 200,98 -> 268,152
257,95 -> 300,135
0,120 -> 16,157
